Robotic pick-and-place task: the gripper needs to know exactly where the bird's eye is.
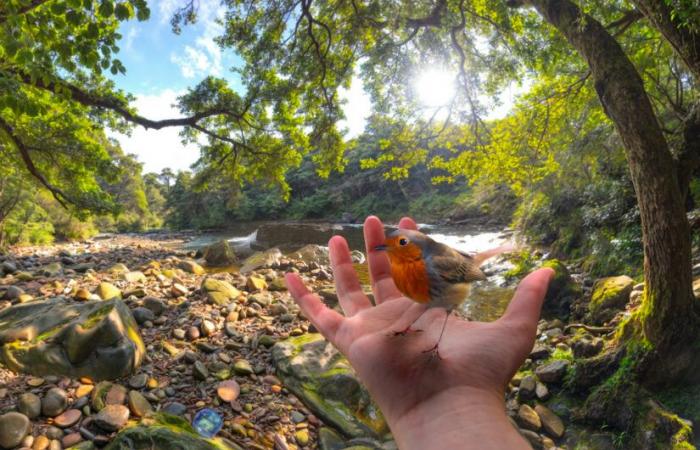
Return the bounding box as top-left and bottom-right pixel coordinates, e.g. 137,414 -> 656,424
399,238 -> 408,246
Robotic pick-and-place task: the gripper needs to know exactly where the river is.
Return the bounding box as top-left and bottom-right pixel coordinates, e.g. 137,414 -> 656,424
181,221 -> 517,322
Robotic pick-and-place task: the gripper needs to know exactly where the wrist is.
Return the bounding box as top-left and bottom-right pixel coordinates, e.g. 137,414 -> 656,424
389,386 -> 529,450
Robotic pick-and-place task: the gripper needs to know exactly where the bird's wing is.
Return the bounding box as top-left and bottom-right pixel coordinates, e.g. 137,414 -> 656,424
430,250 -> 487,283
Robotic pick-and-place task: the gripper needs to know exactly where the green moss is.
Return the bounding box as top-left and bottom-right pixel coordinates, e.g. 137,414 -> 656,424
549,347 -> 574,362
504,250 -> 537,280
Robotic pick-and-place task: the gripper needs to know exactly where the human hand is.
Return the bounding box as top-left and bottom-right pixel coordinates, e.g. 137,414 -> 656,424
286,215 -> 554,450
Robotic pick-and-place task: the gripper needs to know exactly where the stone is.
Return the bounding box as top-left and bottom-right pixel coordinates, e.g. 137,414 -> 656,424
105,384 -> 127,405
587,276 -> 634,325
0,298 -> 144,380
240,248 -> 282,273
61,433 -> 82,448
201,278 -> 240,306
572,337 -> 604,358
200,320 -> 216,337
186,326 -> 200,340
193,361 -> 209,380
540,260 -> 579,318
535,360 -> 570,383
519,429 -> 542,449
75,288 -> 92,301
108,263 -> 129,275
535,404 -> 565,438
142,297 -> 166,316
529,344 -> 550,360
1,261 -> 17,275
233,359 -> 253,376
272,334 -> 386,439
94,404 -> 129,431
295,429 -> 310,446
172,328 -> 186,339
535,382 -> 549,400
288,244 -> 330,265
54,409 -> 82,428
17,393 -> 41,419
246,276 -> 268,292
0,412 -> 31,449
318,427 -> 345,450
127,390 -> 152,417
217,380 -> 240,402
177,260 -> 205,275
161,402 -> 187,416
97,282 -> 121,300
75,384 -> 94,398
517,404 -> 541,431
129,373 -> 148,389
38,262 -> 63,277
132,307 -> 155,325
518,375 -> 536,400
42,388 -> 68,417
202,241 -> 237,267
33,435 -> 49,450
122,271 -> 147,283
4,286 -> 23,301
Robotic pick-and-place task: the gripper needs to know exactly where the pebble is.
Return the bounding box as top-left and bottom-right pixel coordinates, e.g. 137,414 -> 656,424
535,404 -> 565,438
172,328 -> 186,339
295,429 -> 310,446
201,319 -> 216,336
132,307 -> 155,325
32,435 -> 49,450
42,388 -> 68,417
128,374 -> 149,389
0,412 -> 31,449
233,359 -> 254,376
217,380 -> 241,402
186,326 -> 200,340
193,361 -> 209,380
127,391 -> 152,417
162,402 -> 187,416
518,375 -> 536,400
516,404 -> 542,431
74,385 -> 93,399
535,360 -> 570,383
105,384 -> 127,405
54,409 -> 82,428
18,393 -> 42,419
44,427 -> 63,440
94,404 -> 130,431
142,296 -> 166,315
61,433 -> 82,448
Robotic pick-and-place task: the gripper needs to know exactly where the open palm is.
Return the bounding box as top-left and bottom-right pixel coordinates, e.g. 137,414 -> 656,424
286,215 -> 553,449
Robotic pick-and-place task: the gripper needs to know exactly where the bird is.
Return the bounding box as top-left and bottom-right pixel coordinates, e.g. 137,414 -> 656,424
374,228 -> 511,357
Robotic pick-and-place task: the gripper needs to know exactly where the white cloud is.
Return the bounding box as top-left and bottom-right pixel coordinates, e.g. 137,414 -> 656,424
108,90 -> 200,173
339,77 -> 372,138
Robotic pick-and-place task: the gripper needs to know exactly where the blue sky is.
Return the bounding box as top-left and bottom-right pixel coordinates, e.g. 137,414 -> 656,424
108,0 -> 371,174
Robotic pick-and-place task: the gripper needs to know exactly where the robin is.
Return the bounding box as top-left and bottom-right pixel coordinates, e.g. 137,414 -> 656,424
375,228 -> 511,356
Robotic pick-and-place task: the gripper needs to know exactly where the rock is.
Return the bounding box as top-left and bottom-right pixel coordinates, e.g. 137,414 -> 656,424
535,404 -> 565,438
94,404 -> 129,431
97,282 -> 122,300
519,429 -> 542,449
177,260 -> 205,275
38,262 -> 63,277
517,404 -> 541,431
535,360 -> 570,383
246,276 -> 268,292
61,433 -> 82,448
240,248 -> 283,273
535,382 -> 549,400
173,329 -> 186,340
202,241 -> 237,267
54,409 -> 82,428
129,373 -> 148,389
193,361 -> 209,380
33,435 -> 49,450
587,276 -> 634,325
0,412 -> 31,449
108,263 -> 130,275
268,278 -> 288,291
216,380 -> 240,402
541,260 -> 579,318
4,286 -> 23,301
75,288 -> 91,301
288,244 -> 330,265
17,393 -> 41,419
518,375 -> 536,400
572,337 -> 604,358
122,271 -> 147,283
295,429 -> 310,446
318,427 -> 346,450
127,391 -> 152,417
104,414 -> 230,450
201,278 -> 241,306
42,388 -> 68,417
105,384 -> 127,405
1,261 -> 17,275
0,298 -> 144,380
161,402 -> 187,416
142,297 -> 166,316
186,326 -> 200,340
91,381 -> 113,411
132,307 -> 155,325
200,320 -> 216,337
530,344 -> 550,360
172,283 -> 188,296
272,334 -> 387,439
233,359 -> 253,376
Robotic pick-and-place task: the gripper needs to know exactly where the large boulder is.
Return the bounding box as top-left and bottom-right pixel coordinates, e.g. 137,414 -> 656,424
541,259 -> 580,318
254,223 -> 340,250
587,276 -> 634,325
0,298 -> 144,380
202,240 -> 237,267
240,248 -> 282,274
104,413 -> 242,450
201,278 -> 241,306
288,244 -> 330,265
272,334 -> 389,440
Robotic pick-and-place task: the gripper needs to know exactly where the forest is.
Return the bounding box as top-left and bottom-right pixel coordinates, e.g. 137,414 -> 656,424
1,0 -> 700,449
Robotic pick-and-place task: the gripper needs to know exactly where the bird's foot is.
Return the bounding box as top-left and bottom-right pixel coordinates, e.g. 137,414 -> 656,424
388,327 -> 423,337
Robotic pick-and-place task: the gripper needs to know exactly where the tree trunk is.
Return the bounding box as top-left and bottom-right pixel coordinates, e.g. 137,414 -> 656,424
511,0 -> 699,385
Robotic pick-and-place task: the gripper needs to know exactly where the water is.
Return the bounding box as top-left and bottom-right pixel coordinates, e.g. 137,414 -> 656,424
184,221 -> 517,322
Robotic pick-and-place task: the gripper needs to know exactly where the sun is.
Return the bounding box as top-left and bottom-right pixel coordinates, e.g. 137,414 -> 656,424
413,69 -> 456,107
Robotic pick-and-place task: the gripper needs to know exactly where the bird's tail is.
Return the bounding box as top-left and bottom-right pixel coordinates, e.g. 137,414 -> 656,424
473,242 -> 516,266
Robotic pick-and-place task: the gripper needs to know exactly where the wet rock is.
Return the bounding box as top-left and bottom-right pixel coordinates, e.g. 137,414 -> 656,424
54,409 -> 82,428
318,427 -> 345,450
201,278 -> 240,306
129,373 -> 148,389
186,327 -> 200,340
518,375 -> 536,400
161,402 -> 187,416
105,384 -> 127,405
587,276 -> 634,325
32,435 -> 48,450
0,298 -> 144,380
535,382 -> 549,400
132,307 -> 155,325
127,391 -> 152,417
94,404 -> 129,431
177,260 -> 205,275
535,360 -> 570,384
517,404 -> 541,431
202,240 -> 237,267
272,334 -> 387,439
142,297 -> 165,316
0,412 -> 31,449
240,248 -> 282,273
17,393 -> 41,419
233,359 -> 253,376
295,429 -> 310,446
61,432 -> 82,448
97,282 -> 122,300
519,429 -> 542,449
535,404 -> 565,438
172,328 -> 186,340
42,388 -> 68,417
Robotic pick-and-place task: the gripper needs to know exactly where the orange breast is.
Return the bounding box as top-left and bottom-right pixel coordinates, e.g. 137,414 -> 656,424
389,259 -> 431,303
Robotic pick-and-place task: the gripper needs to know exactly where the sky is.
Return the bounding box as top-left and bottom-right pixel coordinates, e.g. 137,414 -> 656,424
108,0 -> 371,174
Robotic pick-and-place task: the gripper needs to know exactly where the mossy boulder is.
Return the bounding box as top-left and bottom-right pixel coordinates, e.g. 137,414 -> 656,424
541,259 -> 580,318
0,298 -> 144,380
272,334 -> 389,440
239,248 -> 282,273
104,414 -> 240,450
202,241 -> 237,267
587,276 -> 634,325
201,278 -> 241,306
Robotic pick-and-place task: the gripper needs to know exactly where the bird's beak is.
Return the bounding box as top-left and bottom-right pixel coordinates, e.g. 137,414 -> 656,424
374,244 -> 387,251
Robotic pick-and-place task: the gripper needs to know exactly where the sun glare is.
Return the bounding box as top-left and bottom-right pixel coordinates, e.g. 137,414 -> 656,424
414,70 -> 456,107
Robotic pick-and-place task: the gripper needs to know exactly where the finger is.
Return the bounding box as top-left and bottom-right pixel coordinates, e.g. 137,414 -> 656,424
285,273 -> 343,345
499,268 -> 554,333
329,235 -> 372,316
398,216 -> 418,230
364,215 -> 404,303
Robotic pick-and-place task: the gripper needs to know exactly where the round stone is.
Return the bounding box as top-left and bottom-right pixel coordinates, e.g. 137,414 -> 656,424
127,391 -> 152,418
233,359 -> 253,376
32,435 -> 49,450
128,374 -> 148,389
162,402 -> 187,416
42,388 -> 68,417
0,412 -> 31,449
61,432 -> 82,448
54,409 -> 82,428
17,393 -> 42,419
216,380 -> 240,402
94,404 -> 130,432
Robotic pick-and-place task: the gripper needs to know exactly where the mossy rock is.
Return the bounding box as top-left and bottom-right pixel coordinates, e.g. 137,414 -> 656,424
239,248 -> 282,274
201,278 -> 241,306
586,276 -> 634,325
541,259 -> 580,318
202,241 -> 237,267
97,282 -> 122,300
0,298 -> 144,380
272,334 -> 388,439
104,413 -> 239,450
